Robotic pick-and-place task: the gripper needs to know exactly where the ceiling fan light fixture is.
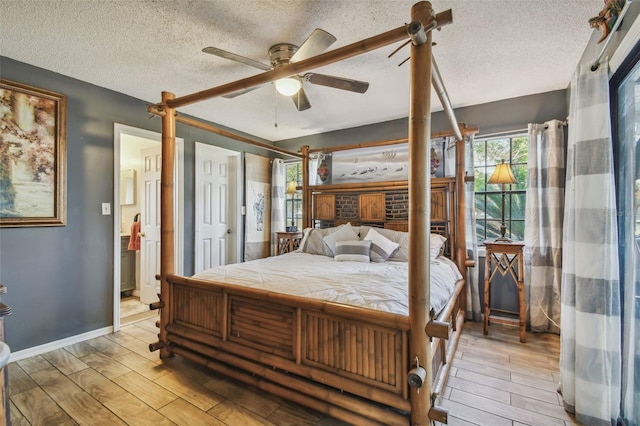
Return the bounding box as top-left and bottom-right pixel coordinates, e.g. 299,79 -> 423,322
275,77 -> 301,96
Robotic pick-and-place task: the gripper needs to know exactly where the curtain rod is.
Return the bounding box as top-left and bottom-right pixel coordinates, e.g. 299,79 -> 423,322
591,0 -> 633,71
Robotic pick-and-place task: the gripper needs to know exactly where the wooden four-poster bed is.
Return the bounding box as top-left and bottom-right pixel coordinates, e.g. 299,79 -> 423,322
148,2 -> 476,424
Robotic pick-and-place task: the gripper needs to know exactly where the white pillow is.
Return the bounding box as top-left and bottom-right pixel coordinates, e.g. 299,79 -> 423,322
334,240 -> 371,262
430,233 -> 447,259
364,228 -> 400,263
295,227 -> 312,252
323,223 -> 359,255
373,228 -> 410,262
301,224 -> 345,256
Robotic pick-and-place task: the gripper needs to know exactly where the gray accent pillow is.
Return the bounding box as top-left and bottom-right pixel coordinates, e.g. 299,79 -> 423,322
334,240 -> 372,262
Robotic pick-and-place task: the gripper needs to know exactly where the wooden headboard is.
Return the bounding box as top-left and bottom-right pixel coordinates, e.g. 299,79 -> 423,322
308,177 -> 458,258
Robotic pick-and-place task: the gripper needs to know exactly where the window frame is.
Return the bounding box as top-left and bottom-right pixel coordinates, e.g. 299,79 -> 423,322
473,133 -> 528,245
285,162 -> 303,231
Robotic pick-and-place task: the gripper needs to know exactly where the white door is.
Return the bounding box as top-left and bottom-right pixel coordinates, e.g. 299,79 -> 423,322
195,143 -> 239,273
140,146 -> 161,305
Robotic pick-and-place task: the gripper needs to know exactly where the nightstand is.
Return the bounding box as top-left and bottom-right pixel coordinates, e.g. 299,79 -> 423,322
483,241 -> 526,343
276,232 -> 302,255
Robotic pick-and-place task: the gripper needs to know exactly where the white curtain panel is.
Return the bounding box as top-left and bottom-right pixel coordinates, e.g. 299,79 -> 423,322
463,135 -> 482,321
308,156 -> 320,186
525,120 -> 565,333
444,136 -> 481,320
560,60 -> 621,425
270,159 -> 286,256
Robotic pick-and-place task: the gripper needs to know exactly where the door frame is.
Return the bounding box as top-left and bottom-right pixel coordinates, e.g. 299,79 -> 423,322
194,142 -> 243,273
113,123 -> 184,331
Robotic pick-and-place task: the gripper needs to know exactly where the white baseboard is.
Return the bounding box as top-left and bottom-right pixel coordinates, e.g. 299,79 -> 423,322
9,326 -> 113,363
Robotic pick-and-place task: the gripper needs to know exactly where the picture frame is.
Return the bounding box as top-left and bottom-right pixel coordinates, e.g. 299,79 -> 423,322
331,144 -> 409,184
0,79 -> 67,227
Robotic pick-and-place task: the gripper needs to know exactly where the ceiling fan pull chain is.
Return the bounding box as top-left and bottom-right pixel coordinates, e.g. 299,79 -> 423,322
274,86 -> 279,128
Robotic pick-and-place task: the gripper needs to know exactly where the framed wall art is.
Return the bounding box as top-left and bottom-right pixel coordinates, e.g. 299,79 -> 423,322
0,79 -> 66,227
331,144 -> 409,184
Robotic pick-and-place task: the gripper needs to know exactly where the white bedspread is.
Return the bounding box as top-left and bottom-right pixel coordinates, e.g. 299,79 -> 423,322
192,253 -> 462,316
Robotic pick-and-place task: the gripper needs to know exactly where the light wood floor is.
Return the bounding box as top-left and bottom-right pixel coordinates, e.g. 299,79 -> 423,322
437,322 -> 579,426
120,296 -> 156,325
8,318 -> 579,425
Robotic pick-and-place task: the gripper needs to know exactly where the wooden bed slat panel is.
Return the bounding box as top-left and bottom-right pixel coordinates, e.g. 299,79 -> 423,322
173,284 -> 222,335
166,303 -> 413,413
303,312 -> 405,395
228,296 -> 296,359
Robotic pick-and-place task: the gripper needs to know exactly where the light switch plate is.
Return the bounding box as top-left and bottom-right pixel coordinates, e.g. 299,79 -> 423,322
102,203 -> 111,215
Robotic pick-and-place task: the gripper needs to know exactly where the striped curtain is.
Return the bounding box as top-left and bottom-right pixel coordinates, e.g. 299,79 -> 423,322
560,60 -> 621,425
270,159 -> 286,256
525,121 -> 564,333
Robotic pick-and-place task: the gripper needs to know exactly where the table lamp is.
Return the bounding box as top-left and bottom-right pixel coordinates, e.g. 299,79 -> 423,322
286,180 -> 298,231
488,159 -> 517,242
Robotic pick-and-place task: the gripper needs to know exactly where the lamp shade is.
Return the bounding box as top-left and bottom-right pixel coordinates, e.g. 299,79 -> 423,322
275,77 -> 301,96
488,159 -> 517,185
286,180 -> 297,194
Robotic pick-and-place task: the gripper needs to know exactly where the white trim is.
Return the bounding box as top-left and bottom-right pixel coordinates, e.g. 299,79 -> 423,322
113,123 -> 184,332
9,326 -> 113,362
610,11 -> 640,74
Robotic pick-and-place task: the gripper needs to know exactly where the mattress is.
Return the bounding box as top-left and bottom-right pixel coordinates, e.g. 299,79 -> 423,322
192,252 -> 462,316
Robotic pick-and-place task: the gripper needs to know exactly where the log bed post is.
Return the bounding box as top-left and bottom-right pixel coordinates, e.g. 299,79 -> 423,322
408,2 -> 433,424
159,91 -> 176,359
455,134 -> 467,313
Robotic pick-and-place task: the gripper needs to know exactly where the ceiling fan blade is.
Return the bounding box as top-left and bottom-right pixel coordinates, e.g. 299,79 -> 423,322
292,87 -> 311,111
304,73 -> 369,93
202,47 -> 272,71
290,29 -> 336,62
222,85 -> 264,99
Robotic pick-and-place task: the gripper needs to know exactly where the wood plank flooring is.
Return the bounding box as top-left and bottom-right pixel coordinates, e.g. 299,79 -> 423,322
437,322 -> 579,426
8,318 -> 579,425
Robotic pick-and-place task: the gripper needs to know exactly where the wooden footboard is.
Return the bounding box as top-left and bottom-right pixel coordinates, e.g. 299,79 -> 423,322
152,274 -> 465,425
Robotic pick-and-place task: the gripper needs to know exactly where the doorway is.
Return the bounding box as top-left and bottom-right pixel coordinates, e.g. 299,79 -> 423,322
113,124 -> 184,330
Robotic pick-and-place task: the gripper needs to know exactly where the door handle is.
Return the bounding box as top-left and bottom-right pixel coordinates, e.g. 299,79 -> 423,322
227,229 -> 232,234
138,232 -> 146,237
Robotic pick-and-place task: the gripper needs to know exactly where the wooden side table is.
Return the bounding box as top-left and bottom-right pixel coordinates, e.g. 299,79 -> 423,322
483,241 -> 526,343
276,232 -> 302,255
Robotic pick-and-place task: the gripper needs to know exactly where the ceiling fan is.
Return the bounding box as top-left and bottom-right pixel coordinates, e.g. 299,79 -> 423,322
202,29 -> 369,111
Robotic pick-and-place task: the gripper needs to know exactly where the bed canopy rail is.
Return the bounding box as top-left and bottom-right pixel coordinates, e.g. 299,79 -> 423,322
147,105 -> 302,159
158,10 -> 453,109
153,2 -> 467,424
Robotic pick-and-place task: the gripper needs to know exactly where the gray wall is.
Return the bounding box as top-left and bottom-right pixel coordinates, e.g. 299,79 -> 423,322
275,89 -> 568,151
0,57 -> 275,352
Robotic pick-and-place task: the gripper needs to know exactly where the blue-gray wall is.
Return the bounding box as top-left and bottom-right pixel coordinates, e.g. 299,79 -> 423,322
0,57 -> 275,352
275,90 -> 568,151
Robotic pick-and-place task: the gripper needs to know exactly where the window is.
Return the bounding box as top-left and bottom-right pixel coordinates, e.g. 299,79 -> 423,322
473,135 -> 528,245
285,162 -> 303,231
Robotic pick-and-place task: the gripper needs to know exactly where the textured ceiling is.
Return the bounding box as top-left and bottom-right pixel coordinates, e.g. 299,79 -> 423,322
0,0 -> 602,142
